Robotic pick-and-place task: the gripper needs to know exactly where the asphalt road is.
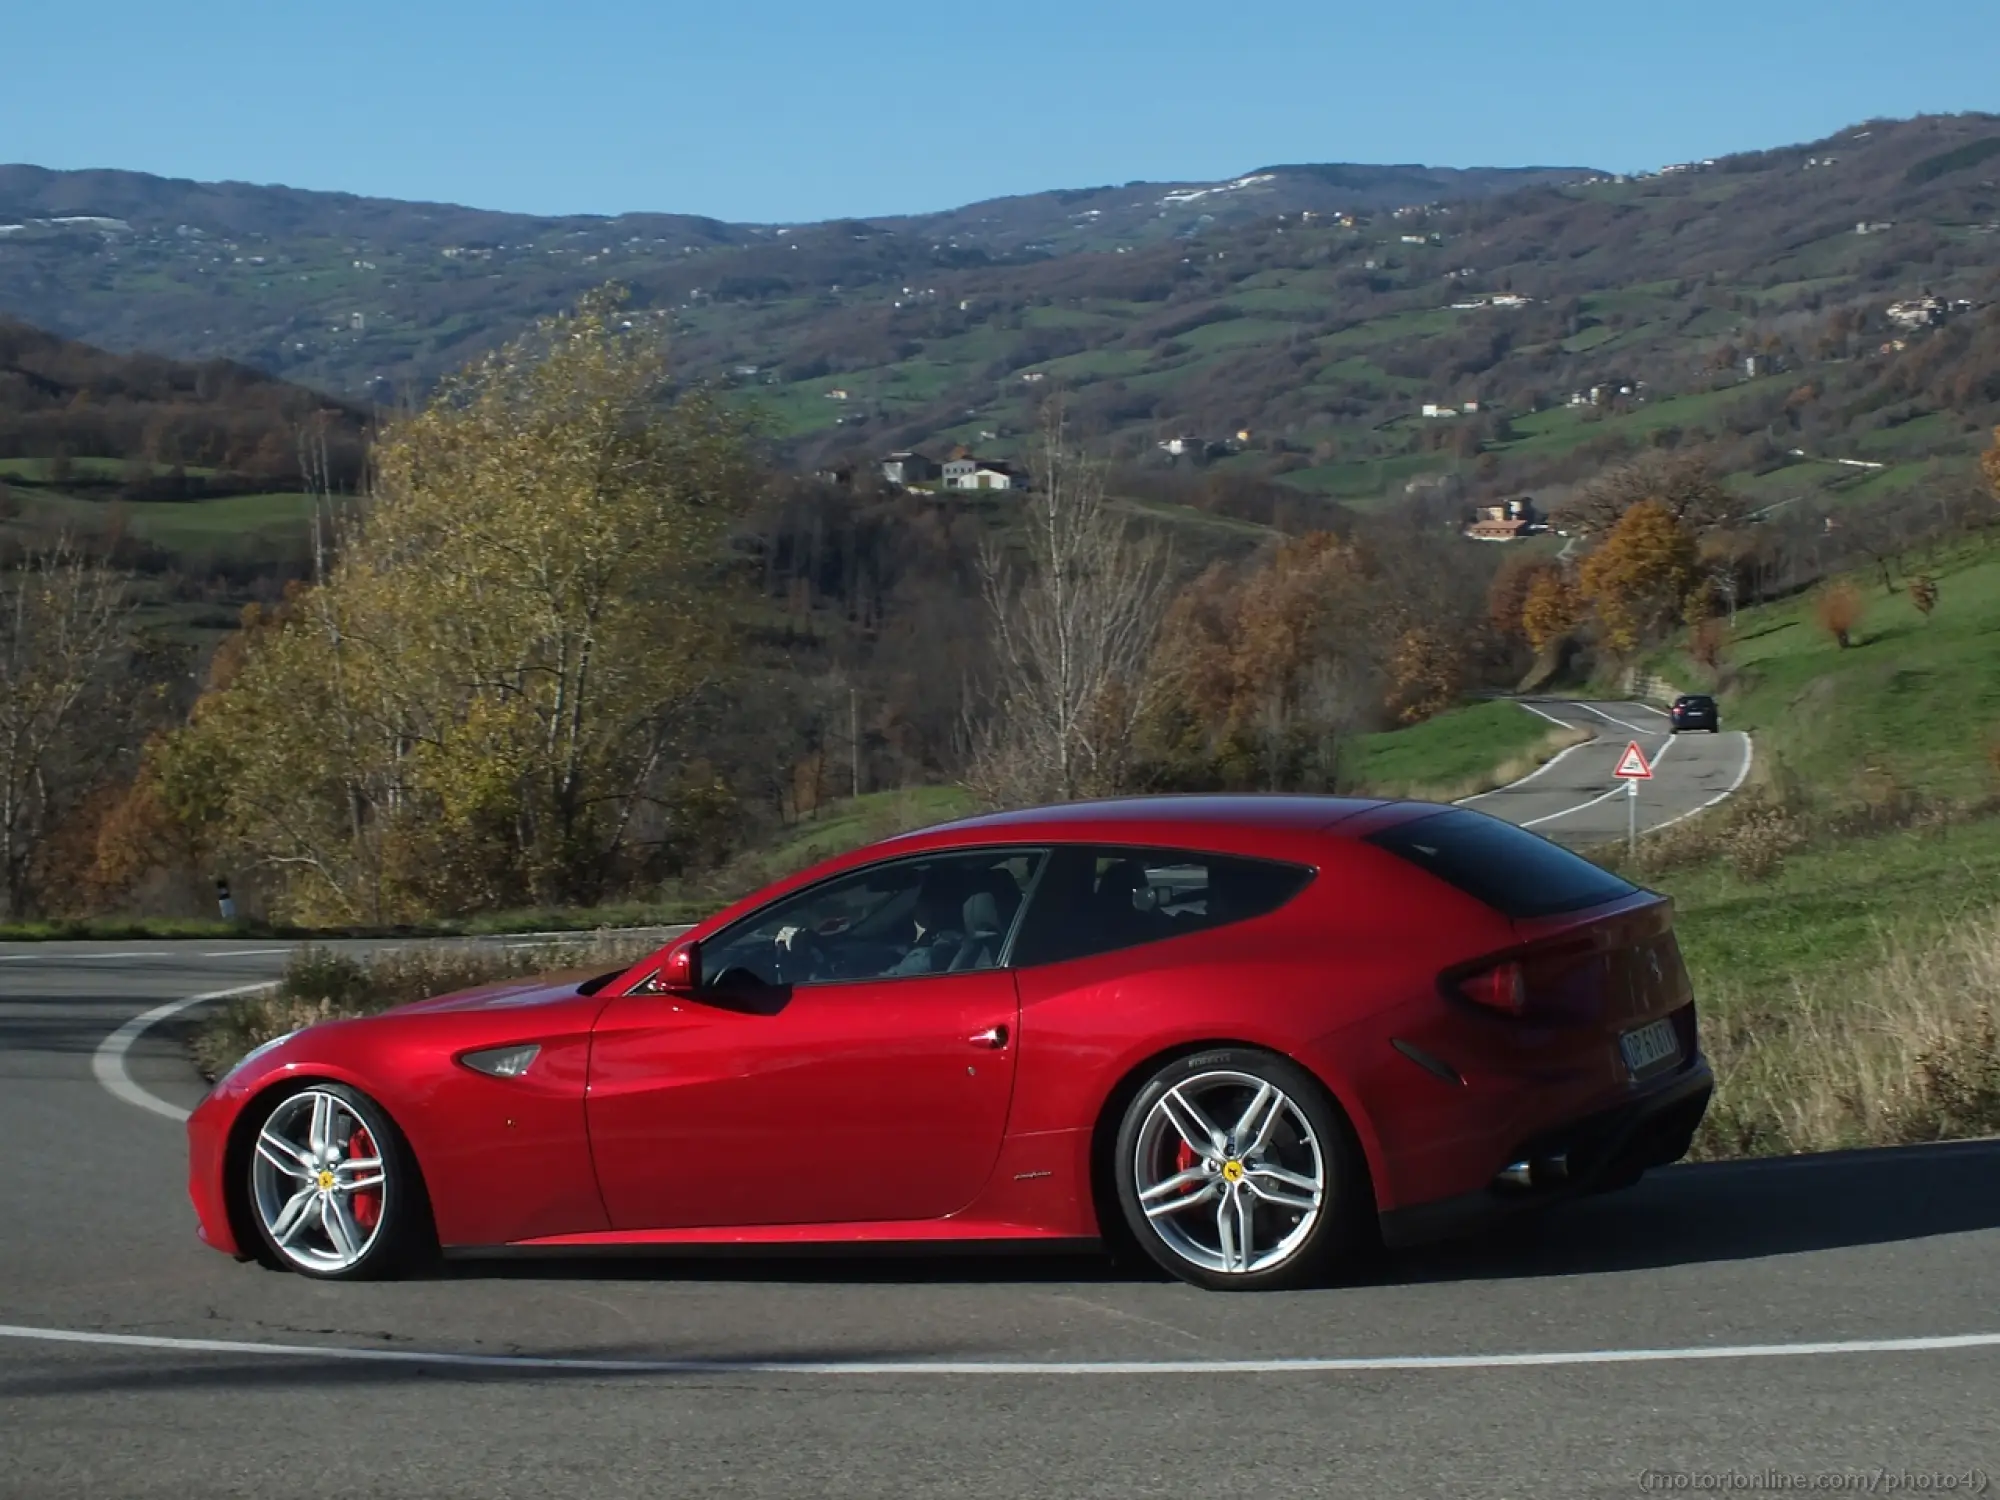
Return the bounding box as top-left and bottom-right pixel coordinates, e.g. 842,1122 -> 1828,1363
5,722 -> 1998,1500
1460,698 -> 1753,846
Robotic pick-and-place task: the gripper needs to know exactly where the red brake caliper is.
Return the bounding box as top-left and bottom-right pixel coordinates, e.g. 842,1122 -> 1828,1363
1175,1139 -> 1197,1191
348,1127 -> 382,1229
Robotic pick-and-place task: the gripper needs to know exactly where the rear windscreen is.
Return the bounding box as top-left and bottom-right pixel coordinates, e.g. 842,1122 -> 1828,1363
1364,808 -> 1638,919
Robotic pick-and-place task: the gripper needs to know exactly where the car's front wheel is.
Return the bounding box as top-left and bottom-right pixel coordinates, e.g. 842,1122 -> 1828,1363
246,1082 -> 431,1280
1112,1048 -> 1364,1291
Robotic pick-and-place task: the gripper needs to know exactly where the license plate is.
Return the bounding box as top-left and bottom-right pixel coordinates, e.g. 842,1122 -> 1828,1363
1620,1017 -> 1681,1077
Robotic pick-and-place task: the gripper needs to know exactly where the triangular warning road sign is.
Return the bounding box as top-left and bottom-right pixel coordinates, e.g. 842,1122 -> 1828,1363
1613,740 -> 1654,780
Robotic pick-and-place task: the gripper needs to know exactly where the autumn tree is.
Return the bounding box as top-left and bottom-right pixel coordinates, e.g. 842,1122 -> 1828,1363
0,538 -> 139,916
1521,568 -> 1582,653
1689,617 -> 1729,672
1143,532 -> 1374,789
1557,451 -> 1741,540
153,287 -> 757,923
1983,426 -> 2000,508
970,399 -> 1173,805
1486,553 -> 1558,643
1816,580 -> 1864,649
1576,500 -> 1701,655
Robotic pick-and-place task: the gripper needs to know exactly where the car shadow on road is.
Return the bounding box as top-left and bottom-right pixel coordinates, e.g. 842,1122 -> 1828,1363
1377,1136 -> 2000,1286
429,1137 -> 2000,1290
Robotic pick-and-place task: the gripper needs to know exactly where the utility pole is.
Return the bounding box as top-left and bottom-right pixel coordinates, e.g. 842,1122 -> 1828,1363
850,686 -> 861,799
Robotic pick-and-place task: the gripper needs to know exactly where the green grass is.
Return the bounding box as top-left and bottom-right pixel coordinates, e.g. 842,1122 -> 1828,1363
1655,816 -> 2000,1011
753,786 -> 977,871
1344,699 -> 1574,797
10,490 -> 323,551
1675,545 -> 2000,804
1624,542 -> 2000,1014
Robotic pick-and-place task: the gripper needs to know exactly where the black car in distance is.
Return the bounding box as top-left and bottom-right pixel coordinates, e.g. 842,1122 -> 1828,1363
1669,694 -> 1720,733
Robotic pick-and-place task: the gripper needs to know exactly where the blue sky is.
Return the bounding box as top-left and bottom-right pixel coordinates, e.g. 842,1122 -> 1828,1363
6,0 -> 1994,223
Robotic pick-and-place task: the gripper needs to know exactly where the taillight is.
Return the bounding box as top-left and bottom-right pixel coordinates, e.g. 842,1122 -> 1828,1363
1454,960 -> 1527,1016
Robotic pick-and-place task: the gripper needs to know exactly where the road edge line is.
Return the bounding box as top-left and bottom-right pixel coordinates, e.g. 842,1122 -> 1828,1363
1456,702 -> 1602,805
1645,732 -> 1757,836
2,1320 -> 1997,1376
92,982 -> 278,1124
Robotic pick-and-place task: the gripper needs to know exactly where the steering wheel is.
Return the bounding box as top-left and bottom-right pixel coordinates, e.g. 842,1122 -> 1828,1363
772,924 -> 827,984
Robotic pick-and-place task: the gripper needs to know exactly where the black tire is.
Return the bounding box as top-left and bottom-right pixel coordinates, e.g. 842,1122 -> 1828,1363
243,1081 -> 434,1281
1112,1047 -> 1365,1292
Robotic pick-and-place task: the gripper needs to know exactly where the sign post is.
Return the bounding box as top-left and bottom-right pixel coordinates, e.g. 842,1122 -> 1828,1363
1612,741 -> 1655,858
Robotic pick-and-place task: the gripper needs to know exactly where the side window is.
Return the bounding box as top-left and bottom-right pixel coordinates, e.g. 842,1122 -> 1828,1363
1012,846 -> 1314,968
697,848 -> 1046,988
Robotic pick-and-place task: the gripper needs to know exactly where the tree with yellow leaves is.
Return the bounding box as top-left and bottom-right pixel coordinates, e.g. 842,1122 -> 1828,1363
1520,567 -> 1582,653
154,287 -> 756,923
1576,499 -> 1700,655
1983,426 -> 2000,508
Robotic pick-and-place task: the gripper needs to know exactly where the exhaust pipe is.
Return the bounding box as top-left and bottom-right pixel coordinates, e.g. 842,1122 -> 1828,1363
1495,1151 -> 1570,1190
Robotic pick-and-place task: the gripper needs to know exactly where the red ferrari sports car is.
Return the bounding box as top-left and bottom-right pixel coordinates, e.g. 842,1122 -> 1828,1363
188,794 -> 1711,1291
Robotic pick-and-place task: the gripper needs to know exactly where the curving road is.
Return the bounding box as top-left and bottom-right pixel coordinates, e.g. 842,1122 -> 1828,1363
1461,698 -> 1753,846
7,733 -> 2000,1498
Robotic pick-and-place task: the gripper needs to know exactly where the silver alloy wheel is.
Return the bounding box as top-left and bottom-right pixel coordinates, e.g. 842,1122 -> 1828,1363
1132,1069 -> 1326,1276
251,1088 -> 388,1273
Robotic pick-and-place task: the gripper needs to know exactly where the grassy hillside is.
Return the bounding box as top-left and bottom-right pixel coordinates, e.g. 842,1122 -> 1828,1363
1343,698 -> 1585,798
3,115 -> 1998,522
1665,543 -> 2000,803
1613,544 -> 2000,1155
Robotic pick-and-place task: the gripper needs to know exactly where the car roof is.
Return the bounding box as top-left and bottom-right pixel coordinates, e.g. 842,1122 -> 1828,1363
912,793 -> 1389,840
670,794 -> 1429,948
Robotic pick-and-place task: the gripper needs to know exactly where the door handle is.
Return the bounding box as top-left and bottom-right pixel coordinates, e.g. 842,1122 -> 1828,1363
969,1025 -> 1009,1049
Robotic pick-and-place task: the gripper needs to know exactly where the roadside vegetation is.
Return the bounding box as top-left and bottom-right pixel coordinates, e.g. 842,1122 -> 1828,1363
1595,539 -> 2000,1156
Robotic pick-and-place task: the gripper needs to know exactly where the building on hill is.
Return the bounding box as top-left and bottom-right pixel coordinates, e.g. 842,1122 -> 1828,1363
943,458 -> 1028,491
879,450 -> 937,487
1463,497 -> 1544,541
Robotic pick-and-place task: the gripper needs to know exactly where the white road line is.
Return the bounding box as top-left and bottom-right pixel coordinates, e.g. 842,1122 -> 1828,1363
0,951 -> 167,963
1456,738 -> 1596,803
1519,733 -> 1678,828
1457,701 -> 1601,805
200,948 -> 292,958
1,1322 -> 1997,1376
1513,700 -> 1577,728
91,982 -> 277,1123
1571,701 -> 1654,735
1629,701 -> 1675,721
1645,733 -> 1757,835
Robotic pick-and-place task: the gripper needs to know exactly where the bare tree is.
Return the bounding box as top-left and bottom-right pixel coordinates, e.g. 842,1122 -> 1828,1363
970,402 -> 1172,806
0,539 -> 136,915
1558,450 -> 1743,540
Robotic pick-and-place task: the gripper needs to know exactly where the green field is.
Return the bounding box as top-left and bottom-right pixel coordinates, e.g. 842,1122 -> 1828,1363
1666,544 -> 2000,804
11,489 -> 323,551
1343,698 -> 1572,797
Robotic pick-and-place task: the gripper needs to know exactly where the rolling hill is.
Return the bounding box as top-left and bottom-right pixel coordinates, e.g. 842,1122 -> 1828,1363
3,113 -> 1998,516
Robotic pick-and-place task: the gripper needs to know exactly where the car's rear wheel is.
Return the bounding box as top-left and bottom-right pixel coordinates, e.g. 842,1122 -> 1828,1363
246,1082 -> 429,1280
1112,1048 -> 1363,1292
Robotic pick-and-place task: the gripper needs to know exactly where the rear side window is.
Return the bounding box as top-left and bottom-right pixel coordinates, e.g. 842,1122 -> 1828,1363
1364,808 -> 1635,919
1012,846 -> 1314,968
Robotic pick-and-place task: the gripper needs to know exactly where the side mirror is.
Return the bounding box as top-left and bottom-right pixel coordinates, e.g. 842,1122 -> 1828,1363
656,941 -> 702,994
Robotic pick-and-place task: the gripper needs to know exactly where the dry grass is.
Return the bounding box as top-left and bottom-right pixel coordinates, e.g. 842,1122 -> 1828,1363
191,930 -> 669,1079
1597,756 -> 1992,885
1695,909 -> 2000,1159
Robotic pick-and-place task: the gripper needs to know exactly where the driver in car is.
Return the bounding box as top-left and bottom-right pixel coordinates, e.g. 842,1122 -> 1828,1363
882,872 -> 970,976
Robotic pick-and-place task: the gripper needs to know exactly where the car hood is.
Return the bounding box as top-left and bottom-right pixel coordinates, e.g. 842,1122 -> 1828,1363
386,967 -> 617,1016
